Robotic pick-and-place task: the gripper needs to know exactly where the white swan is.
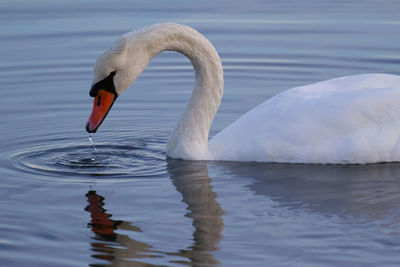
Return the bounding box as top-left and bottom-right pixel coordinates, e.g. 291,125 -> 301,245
86,23 -> 400,164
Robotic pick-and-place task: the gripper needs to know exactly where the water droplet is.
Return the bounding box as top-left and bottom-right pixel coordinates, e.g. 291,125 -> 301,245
88,134 -> 97,161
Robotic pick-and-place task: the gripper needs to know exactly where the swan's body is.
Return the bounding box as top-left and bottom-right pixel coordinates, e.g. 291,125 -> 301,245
210,74 -> 400,163
87,23 -> 400,164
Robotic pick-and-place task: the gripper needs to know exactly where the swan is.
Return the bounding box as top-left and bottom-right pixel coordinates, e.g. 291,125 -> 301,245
86,23 -> 400,164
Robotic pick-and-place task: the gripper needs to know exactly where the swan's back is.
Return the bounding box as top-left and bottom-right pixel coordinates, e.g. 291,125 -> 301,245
209,73 -> 400,164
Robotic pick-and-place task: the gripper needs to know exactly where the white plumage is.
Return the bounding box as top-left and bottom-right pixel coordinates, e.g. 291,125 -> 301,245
90,23 -> 400,164
210,74 -> 400,163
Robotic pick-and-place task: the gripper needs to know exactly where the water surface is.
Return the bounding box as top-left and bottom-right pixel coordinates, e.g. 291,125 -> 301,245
1,0 -> 400,266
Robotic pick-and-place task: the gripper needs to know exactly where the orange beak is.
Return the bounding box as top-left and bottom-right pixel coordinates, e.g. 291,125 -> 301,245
86,89 -> 117,133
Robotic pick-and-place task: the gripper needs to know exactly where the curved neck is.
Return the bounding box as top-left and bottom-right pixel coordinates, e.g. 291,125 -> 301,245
126,24 -> 223,159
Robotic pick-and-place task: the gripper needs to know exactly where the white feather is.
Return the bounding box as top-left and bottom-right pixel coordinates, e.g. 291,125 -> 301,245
92,23 -> 400,164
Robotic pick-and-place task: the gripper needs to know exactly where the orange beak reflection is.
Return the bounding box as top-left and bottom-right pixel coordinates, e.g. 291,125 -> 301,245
86,90 -> 117,133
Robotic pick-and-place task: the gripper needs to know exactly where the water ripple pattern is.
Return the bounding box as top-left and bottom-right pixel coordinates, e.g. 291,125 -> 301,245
11,141 -> 166,182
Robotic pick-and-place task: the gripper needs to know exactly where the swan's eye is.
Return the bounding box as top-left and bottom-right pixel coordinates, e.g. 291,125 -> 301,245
89,70 -> 117,97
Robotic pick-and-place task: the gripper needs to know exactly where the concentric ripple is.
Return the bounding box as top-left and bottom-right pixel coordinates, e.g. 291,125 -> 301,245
11,141 -> 167,182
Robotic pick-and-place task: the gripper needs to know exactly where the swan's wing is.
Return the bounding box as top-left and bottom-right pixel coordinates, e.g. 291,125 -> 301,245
209,74 -> 400,163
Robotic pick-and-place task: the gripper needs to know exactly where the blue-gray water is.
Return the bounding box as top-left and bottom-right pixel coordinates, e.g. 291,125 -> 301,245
1,0 -> 400,266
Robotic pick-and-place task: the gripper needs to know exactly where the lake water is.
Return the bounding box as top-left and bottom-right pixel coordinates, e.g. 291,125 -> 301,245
1,0 -> 400,266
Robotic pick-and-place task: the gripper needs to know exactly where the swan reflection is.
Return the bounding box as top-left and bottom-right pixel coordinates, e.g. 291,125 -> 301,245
85,159 -> 224,266
214,161 -> 400,227
86,160 -> 400,266
167,159 -> 224,263
85,191 -> 156,264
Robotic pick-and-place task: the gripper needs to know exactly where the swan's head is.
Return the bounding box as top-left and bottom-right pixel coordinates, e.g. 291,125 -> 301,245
86,34 -> 149,133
